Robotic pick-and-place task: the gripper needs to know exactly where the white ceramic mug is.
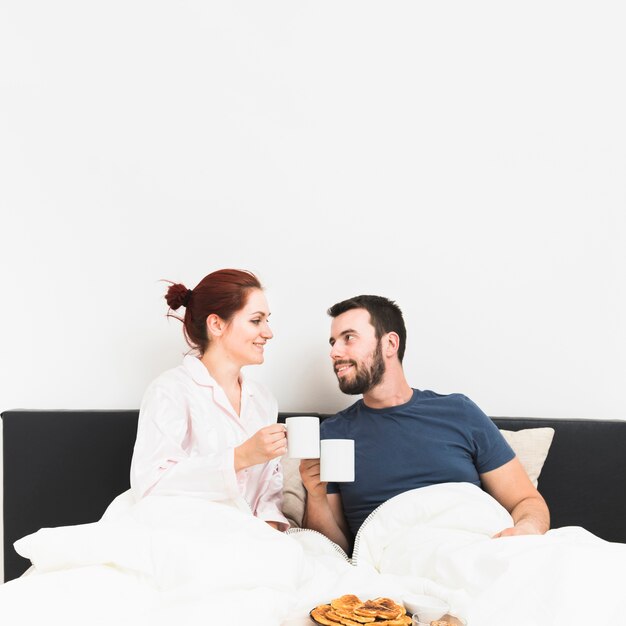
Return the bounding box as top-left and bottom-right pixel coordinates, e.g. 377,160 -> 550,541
285,416 -> 320,459
320,439 -> 355,482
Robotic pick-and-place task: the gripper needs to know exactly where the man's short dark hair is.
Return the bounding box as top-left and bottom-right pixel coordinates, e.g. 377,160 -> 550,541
327,295 -> 407,362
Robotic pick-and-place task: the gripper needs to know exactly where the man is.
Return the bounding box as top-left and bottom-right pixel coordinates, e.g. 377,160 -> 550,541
300,295 -> 549,554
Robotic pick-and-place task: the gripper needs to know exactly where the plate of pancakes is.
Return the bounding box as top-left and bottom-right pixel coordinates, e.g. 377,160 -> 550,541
310,594 -> 411,626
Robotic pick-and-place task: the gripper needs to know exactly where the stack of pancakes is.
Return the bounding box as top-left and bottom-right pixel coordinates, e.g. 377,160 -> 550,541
311,594 -> 411,626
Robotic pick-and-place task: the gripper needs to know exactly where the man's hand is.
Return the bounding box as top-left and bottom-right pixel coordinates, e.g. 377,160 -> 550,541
299,459 -> 351,553
493,518 -> 545,538
299,458 -> 327,500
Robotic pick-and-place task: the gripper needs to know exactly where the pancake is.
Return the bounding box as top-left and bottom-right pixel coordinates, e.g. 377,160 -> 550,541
311,604 -> 336,626
331,595 -> 364,612
327,608 -> 365,626
312,595 -> 409,626
333,608 -> 376,623
353,599 -> 401,620
375,616 -> 412,626
373,598 -> 406,616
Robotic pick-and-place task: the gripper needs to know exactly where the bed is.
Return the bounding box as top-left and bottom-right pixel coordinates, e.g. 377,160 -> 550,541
2,409 -> 626,625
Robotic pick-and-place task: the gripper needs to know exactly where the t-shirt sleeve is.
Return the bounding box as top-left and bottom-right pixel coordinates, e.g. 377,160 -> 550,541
462,395 -> 515,473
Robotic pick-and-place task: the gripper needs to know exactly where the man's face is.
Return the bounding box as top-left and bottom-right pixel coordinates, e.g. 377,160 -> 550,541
329,308 -> 385,395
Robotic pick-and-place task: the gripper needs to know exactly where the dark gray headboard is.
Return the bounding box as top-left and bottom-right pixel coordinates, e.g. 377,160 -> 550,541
3,410 -> 626,583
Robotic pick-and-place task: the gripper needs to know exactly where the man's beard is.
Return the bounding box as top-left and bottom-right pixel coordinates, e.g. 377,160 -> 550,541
336,341 -> 386,395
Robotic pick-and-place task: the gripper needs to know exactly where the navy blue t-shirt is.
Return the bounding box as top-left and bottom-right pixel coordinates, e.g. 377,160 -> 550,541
321,389 -> 515,537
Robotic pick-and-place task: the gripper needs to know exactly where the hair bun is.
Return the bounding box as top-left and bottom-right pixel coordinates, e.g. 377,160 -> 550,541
165,283 -> 192,310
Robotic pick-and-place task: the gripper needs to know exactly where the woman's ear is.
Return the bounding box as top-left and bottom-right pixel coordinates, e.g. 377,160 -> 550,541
206,313 -> 226,338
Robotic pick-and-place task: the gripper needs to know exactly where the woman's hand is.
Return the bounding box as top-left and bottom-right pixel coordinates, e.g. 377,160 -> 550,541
234,424 -> 287,471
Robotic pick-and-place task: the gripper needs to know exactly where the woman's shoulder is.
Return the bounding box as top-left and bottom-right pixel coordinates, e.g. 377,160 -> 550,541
142,360 -> 194,400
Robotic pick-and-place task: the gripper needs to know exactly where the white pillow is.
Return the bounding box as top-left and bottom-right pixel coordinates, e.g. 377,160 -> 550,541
281,456 -> 306,529
280,427 -> 556,527
499,427 -> 555,488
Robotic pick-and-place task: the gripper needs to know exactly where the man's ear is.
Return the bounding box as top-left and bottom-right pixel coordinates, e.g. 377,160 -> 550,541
384,332 -> 401,358
206,313 -> 226,338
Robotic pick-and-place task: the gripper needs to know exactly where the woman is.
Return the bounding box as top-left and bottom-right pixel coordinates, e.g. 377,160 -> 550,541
130,268 -> 289,530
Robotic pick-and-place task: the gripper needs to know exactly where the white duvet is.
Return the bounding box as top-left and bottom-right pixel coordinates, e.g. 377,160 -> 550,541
2,483 -> 625,626
351,483 -> 626,625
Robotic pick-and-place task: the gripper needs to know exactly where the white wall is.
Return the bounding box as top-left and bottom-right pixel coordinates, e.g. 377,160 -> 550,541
1,1 -> 625,582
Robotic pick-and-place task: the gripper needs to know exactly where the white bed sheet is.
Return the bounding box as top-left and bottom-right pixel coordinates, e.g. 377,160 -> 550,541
2,484 -> 625,626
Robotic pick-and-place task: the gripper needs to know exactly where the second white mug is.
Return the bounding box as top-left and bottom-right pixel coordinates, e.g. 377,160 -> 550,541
320,439 -> 355,482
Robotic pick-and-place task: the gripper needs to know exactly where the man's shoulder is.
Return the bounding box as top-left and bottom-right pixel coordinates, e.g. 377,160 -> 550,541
414,389 -> 468,402
417,389 -> 475,406
414,389 -> 489,420
320,400 -> 361,431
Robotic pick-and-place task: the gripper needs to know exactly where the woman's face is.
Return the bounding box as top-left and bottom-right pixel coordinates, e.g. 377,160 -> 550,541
221,288 -> 273,367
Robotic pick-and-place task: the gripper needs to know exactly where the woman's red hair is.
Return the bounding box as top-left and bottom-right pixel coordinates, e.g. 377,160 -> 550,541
164,269 -> 262,354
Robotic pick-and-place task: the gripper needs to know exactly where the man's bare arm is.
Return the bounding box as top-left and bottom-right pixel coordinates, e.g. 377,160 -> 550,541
481,456 -> 550,537
300,459 -> 351,553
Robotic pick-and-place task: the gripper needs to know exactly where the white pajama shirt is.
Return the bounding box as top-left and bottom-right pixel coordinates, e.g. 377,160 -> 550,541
130,355 -> 289,530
